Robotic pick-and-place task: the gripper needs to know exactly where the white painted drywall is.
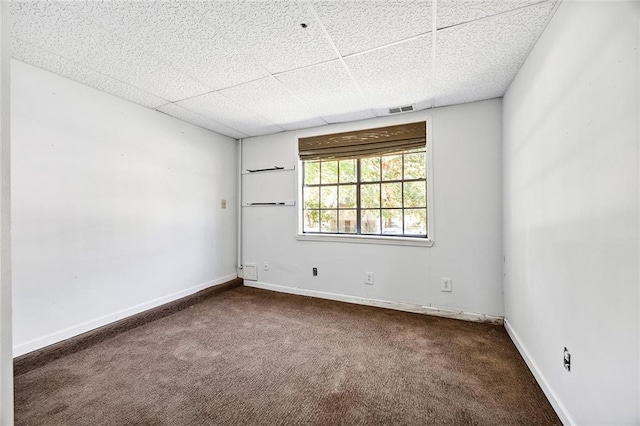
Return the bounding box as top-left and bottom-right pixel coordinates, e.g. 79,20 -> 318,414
242,99 -> 503,317
0,3 -> 13,424
11,61 -> 238,356
503,1 -> 639,424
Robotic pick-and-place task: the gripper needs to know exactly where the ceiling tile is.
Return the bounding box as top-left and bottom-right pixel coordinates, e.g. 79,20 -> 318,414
276,60 -> 375,123
219,77 -> 327,131
156,103 -> 248,139
433,2 -> 554,107
345,35 -> 433,111
10,1 -> 210,101
322,110 -> 379,124
437,0 -> 544,29
9,0 -> 559,138
187,1 -> 336,74
62,1 -> 268,90
12,38 -> 167,109
312,0 -> 431,56
177,92 -> 284,137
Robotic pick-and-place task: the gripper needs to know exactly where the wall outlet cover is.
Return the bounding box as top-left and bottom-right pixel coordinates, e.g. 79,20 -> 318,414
365,272 -> 374,285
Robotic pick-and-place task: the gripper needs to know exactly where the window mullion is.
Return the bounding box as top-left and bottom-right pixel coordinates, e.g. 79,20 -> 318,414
378,157 -> 382,235
402,153 -> 405,235
336,161 -> 340,234
301,146 -> 427,238
356,159 -> 362,235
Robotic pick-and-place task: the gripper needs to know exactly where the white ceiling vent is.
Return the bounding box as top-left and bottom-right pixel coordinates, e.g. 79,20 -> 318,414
388,105 -> 415,114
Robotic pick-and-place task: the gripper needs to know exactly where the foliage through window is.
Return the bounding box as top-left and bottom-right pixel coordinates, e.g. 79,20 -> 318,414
302,148 -> 428,237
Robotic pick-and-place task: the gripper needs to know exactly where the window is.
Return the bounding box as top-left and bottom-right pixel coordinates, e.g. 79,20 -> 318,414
298,120 -> 431,241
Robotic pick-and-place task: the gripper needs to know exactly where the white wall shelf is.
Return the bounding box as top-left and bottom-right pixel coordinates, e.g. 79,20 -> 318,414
241,160 -> 296,206
241,165 -> 295,175
242,201 -> 295,207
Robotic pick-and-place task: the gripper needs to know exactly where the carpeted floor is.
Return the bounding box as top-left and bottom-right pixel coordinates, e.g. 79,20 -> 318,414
15,286 -> 560,425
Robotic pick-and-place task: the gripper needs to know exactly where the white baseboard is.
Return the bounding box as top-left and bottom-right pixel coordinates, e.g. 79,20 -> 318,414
244,281 -> 503,325
504,318 -> 574,426
13,273 -> 238,357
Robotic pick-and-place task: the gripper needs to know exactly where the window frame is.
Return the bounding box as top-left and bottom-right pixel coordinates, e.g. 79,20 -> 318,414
295,113 -> 434,247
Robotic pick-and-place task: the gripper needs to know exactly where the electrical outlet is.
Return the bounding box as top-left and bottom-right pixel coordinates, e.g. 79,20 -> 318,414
563,347 -> 571,371
441,277 -> 452,292
365,272 -> 374,285
312,267 -> 318,276
263,261 -> 269,271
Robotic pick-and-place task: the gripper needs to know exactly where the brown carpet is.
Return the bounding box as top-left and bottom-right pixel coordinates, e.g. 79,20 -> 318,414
15,286 -> 560,425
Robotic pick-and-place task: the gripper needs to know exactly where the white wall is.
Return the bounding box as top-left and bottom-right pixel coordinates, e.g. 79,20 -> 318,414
503,2 -> 639,424
242,99 -> 503,318
11,60 -> 238,356
0,3 -> 13,423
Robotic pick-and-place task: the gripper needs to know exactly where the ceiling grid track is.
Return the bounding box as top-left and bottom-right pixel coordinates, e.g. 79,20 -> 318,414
180,1 -> 275,90
10,0 -> 561,138
214,89 -> 286,135
303,0 -> 376,118
436,0 -> 554,33
13,36 -> 170,109
168,2 -> 287,135
269,74 -> 330,126
56,1 -> 215,97
159,101 -> 250,138
342,31 -> 432,60
182,1 -> 325,131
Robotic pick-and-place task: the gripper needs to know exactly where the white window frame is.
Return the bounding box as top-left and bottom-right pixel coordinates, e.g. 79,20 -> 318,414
295,113 -> 434,247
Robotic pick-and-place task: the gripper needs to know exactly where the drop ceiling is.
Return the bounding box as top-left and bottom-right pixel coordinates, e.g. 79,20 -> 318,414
10,0 -> 558,139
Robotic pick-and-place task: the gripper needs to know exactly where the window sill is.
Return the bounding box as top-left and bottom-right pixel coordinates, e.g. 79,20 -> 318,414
296,233 -> 434,247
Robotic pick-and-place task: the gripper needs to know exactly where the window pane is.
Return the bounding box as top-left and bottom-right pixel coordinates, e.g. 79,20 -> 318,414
404,151 -> 426,180
361,157 -> 381,182
361,209 -> 381,234
303,187 -> 319,209
304,147 -> 428,238
304,161 -> 320,185
404,181 -> 426,208
382,209 -> 403,235
339,159 -> 356,183
381,182 -> 402,208
303,210 -> 319,232
382,155 -> 402,181
404,209 -> 427,235
338,209 -> 357,233
321,161 -> 338,184
338,185 -> 356,208
360,183 -> 380,208
320,186 -> 338,208
320,210 -> 337,233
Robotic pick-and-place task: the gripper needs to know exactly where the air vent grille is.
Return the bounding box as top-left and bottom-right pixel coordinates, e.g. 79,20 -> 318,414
388,105 -> 414,114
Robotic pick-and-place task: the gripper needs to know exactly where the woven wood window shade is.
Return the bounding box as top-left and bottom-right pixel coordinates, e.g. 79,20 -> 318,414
298,121 -> 426,161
